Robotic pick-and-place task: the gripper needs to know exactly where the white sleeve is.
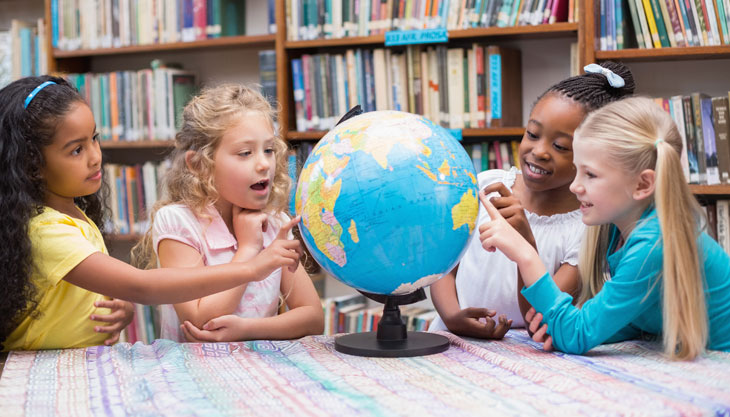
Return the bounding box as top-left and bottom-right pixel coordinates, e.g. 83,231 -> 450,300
151,206 -> 202,254
562,220 -> 585,267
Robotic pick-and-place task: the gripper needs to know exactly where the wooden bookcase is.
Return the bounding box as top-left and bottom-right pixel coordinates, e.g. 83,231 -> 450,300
12,0 -> 728,257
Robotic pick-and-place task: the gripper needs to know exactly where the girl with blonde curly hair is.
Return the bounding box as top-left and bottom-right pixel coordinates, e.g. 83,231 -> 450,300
133,84 -> 323,342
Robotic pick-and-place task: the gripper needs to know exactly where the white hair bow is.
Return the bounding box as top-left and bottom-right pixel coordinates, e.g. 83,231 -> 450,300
583,63 -> 625,88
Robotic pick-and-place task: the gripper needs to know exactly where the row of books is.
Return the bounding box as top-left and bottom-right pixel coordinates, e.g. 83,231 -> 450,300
601,0 -> 730,50
466,139 -> 522,172
704,200 -> 730,254
65,65 -> 197,142
290,45 -> 521,132
286,0 -> 579,41
658,93 -> 730,185
123,305 -> 161,344
51,0 -> 264,51
322,293 -> 437,335
0,19 -> 50,89
103,161 -> 170,235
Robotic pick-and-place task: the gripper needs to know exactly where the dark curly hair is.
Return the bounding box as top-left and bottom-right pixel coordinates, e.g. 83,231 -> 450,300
537,61 -> 635,111
0,75 -> 108,349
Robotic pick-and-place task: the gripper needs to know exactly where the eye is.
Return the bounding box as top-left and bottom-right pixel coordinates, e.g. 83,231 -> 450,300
71,145 -> 83,156
92,133 -> 100,142
238,150 -> 252,157
525,130 -> 538,140
553,143 -> 570,152
264,147 -> 275,154
586,171 -> 596,179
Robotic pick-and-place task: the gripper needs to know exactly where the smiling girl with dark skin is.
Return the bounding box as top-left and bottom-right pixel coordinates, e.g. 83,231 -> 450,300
429,62 -> 635,338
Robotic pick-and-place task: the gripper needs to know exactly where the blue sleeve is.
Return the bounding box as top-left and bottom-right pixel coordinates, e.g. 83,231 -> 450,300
522,235 -> 663,354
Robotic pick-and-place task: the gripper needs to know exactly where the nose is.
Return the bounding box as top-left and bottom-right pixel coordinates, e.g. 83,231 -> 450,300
90,140 -> 102,168
569,177 -> 582,195
531,138 -> 551,160
255,151 -> 271,171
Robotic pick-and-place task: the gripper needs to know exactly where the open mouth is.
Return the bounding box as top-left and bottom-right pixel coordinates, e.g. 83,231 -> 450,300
580,201 -> 593,209
251,179 -> 269,191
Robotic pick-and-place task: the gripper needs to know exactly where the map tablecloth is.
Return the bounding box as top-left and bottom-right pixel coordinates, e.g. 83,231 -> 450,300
1,330 -> 729,416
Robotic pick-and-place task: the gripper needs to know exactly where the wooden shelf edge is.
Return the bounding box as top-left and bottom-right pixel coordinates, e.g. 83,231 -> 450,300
53,34 -> 276,58
100,140 -> 175,149
285,22 -> 578,49
286,127 -> 524,141
690,184 -> 730,195
595,45 -> 730,62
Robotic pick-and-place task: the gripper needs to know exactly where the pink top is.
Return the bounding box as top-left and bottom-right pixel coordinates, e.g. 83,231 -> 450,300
152,204 -> 291,342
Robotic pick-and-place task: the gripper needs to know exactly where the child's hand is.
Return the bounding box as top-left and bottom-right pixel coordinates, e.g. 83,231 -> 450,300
249,216 -> 303,277
444,307 -> 512,339
90,299 -> 135,345
478,191 -> 534,263
180,316 -> 244,343
232,206 -> 268,253
481,183 -> 536,248
525,307 -> 553,352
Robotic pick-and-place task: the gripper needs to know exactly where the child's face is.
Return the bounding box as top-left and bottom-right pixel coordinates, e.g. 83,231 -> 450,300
570,140 -> 640,229
519,94 -> 585,193
213,111 -> 276,211
41,102 -> 102,203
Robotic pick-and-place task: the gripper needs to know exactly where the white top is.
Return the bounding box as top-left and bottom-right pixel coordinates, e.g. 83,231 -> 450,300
429,167 -> 584,330
152,204 -> 291,342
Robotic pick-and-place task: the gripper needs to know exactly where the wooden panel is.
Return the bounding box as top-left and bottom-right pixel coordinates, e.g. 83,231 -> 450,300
596,46 -> 730,62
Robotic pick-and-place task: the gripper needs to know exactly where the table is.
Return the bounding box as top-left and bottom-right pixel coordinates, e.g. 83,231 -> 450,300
1,330 -> 729,416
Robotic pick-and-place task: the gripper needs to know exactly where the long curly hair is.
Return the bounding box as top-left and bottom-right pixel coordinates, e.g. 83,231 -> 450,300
132,84 -> 291,270
0,76 -> 108,349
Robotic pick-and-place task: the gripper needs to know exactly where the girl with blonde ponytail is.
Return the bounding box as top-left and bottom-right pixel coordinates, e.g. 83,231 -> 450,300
478,97 -> 730,359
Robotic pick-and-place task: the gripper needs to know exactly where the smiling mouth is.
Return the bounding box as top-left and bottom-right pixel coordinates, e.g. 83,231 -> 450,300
580,201 -> 593,208
251,179 -> 269,190
525,162 -> 550,175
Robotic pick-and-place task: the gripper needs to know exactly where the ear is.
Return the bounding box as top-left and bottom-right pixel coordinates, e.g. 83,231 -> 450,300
632,169 -> 656,201
185,150 -> 198,173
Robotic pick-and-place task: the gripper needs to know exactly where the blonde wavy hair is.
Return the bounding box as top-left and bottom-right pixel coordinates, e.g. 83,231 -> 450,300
575,96 -> 707,360
132,84 -> 291,270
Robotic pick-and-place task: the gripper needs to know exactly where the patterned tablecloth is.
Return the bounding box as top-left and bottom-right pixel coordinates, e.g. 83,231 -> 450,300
1,330 -> 729,416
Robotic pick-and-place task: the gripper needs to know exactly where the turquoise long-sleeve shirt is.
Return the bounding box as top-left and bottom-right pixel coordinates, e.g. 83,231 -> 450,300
522,207 -> 730,354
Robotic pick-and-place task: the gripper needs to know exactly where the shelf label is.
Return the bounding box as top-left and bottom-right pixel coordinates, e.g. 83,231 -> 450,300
447,128 -> 463,141
384,29 -> 448,46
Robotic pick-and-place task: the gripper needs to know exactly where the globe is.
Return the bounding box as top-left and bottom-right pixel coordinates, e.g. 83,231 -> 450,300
294,110 -> 479,296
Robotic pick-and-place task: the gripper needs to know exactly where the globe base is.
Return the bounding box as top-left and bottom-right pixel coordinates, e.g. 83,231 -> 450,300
334,289 -> 450,357
335,331 -> 449,357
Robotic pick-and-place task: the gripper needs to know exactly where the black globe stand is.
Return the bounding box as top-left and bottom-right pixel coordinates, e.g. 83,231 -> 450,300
334,288 -> 450,357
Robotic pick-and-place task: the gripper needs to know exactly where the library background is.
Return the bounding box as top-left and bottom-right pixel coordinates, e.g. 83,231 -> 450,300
2,0 -> 730,343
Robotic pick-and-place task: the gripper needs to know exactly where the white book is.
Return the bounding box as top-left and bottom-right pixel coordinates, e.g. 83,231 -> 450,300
373,49 -> 389,111
420,50 -> 430,122
670,96 -> 690,182
447,48 -> 464,129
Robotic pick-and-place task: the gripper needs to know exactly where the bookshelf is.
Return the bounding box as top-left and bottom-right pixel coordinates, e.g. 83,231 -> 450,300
5,0 -> 728,263
585,0 -> 730,198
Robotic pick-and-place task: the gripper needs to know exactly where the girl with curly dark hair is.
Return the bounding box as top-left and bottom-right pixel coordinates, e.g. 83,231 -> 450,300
0,76 -> 302,351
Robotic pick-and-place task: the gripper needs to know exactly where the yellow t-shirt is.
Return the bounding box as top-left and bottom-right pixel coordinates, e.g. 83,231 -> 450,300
3,207 -> 111,351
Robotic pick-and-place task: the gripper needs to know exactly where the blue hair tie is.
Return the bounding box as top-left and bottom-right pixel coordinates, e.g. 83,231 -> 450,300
24,81 -> 57,109
583,63 -> 625,88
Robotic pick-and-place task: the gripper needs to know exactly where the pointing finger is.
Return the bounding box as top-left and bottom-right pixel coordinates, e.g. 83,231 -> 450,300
277,215 -> 301,239
479,190 -> 503,221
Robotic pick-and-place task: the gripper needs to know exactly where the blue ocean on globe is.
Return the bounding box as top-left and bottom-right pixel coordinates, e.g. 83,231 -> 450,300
294,111 -> 479,295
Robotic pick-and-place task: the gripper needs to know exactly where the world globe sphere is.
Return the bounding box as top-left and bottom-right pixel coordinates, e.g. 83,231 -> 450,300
294,110 -> 479,295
